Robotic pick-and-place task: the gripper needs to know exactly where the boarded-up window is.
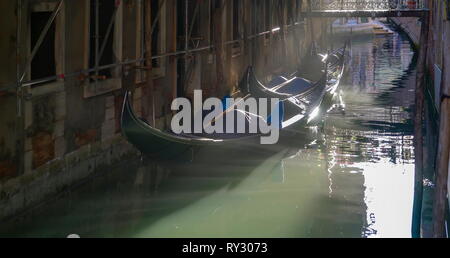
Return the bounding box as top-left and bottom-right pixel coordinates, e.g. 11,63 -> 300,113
447,0 -> 450,20
233,0 -> 240,40
296,0 -> 303,22
136,0 -> 166,81
89,0 -> 115,79
186,0 -> 201,44
151,0 -> 160,67
30,12 -> 56,83
265,0 -> 271,31
255,0 -> 264,33
177,0 -> 200,50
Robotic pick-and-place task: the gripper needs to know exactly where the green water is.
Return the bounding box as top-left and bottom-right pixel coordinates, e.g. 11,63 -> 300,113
0,28 -> 418,238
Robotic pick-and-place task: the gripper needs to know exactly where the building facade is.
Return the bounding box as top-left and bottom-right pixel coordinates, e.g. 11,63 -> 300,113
0,0 -> 329,219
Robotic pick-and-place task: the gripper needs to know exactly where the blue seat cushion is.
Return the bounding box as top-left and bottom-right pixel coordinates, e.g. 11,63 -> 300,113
268,76 -> 288,88
276,77 -> 312,95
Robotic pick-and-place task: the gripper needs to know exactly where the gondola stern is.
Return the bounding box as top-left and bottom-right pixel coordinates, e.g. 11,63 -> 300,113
120,91 -> 139,148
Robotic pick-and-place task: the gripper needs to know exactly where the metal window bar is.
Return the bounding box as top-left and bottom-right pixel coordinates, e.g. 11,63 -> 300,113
94,0 -> 99,91
16,0 -> 22,116
136,0 -> 166,79
98,2 -> 119,72
1,7 -> 306,93
93,0 -> 121,93
188,0 -> 200,45
447,0 -> 450,21
13,0 -> 63,116
184,0 -> 189,78
184,0 -> 201,86
18,0 -> 64,85
151,0 -> 166,35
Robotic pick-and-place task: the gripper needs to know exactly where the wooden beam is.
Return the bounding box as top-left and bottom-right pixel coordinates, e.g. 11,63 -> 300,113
144,0 -> 155,126
433,0 -> 450,235
288,0 -> 300,67
278,0 -> 288,69
268,0 -> 274,75
169,0 -> 177,101
433,97 -> 450,238
433,5 -> 450,233
412,11 -> 430,238
225,0 -> 232,93
212,0 -> 226,96
19,0 -> 64,84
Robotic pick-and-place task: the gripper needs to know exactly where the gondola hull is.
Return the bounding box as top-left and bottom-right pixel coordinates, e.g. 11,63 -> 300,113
238,45 -> 346,132
121,92 -> 292,161
121,46 -> 346,162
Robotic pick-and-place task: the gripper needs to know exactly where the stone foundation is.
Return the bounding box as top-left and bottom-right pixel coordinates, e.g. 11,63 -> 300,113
0,136 -> 139,220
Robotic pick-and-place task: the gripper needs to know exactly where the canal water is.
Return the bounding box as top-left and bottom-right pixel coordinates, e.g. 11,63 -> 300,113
0,24 -> 419,238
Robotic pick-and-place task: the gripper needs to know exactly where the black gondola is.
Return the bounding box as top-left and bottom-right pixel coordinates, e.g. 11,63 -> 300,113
239,45 -> 347,100
238,44 -> 346,129
121,45 -> 347,160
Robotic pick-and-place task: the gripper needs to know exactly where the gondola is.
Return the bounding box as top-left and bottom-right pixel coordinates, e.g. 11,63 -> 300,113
121,86 -> 328,161
239,44 -> 346,100
121,45 -> 346,161
122,88 -> 306,161
238,44 -> 346,129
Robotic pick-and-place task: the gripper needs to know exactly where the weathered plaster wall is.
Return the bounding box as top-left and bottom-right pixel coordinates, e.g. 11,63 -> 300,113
0,136 -> 138,220
0,0 -> 330,220
0,1 -> 17,86
0,1 -> 20,181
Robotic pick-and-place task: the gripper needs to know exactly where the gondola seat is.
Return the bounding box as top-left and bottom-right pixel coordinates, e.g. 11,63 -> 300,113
269,76 -> 288,88
276,77 -> 313,95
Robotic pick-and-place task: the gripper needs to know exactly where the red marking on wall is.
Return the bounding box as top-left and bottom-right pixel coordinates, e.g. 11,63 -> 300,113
0,160 -> 17,180
32,132 -> 55,169
115,95 -> 125,133
74,129 -> 97,148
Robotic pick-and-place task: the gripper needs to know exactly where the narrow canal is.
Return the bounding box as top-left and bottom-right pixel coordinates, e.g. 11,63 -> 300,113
0,23 -> 419,238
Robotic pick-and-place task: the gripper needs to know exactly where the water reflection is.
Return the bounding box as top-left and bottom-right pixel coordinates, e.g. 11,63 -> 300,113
322,29 -> 416,237
0,26 -> 418,238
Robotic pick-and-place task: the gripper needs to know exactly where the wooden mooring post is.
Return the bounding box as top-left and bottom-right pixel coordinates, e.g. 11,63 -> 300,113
433,96 -> 450,238
145,0 -> 155,126
432,20 -> 450,236
432,0 -> 450,237
212,0 -> 226,97
412,11 -> 430,238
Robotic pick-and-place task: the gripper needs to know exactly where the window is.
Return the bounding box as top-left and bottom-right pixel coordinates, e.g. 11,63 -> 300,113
233,0 -> 241,40
136,0 -> 166,82
446,0 -> 450,20
265,0 -> 271,32
296,0 -> 303,22
151,0 -> 160,67
135,0 -> 144,83
89,0 -> 116,79
151,0 -> 170,68
186,0 -> 201,46
255,0 -> 264,33
28,2 -> 64,87
84,0 -> 123,98
30,12 -> 56,83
